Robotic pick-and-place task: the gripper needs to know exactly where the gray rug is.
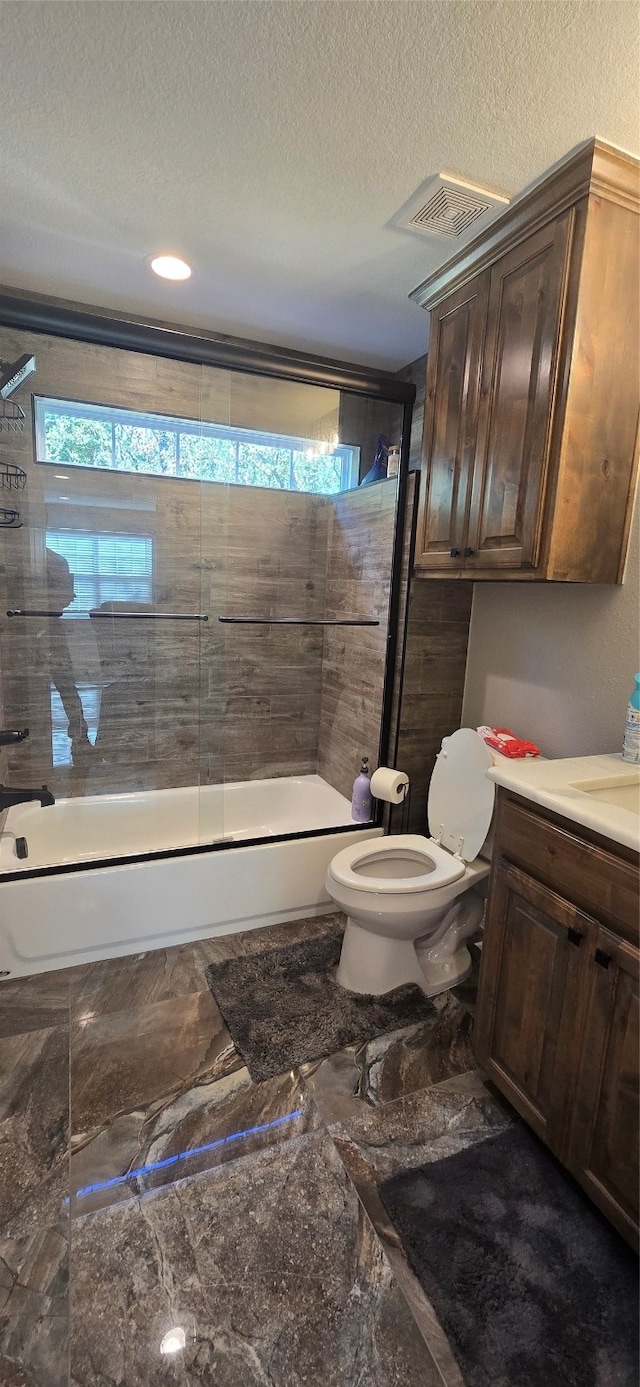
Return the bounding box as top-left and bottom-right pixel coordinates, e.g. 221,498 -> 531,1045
205,932 -> 434,1082
379,1124 -> 639,1387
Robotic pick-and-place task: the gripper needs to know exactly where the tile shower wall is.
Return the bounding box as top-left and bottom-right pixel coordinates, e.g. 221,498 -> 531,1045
389,357 -> 474,835
395,579 -> 473,832
317,480 -> 397,799
0,326 -> 394,799
0,646 -> 7,784
213,485 -> 328,785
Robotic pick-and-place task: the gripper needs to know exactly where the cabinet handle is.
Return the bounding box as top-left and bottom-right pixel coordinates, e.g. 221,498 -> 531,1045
594,948 -> 612,969
450,548 -> 461,558
463,547 -> 475,558
567,927 -> 583,947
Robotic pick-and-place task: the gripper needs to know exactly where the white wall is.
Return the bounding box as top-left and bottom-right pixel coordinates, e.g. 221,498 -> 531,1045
462,494 -> 640,758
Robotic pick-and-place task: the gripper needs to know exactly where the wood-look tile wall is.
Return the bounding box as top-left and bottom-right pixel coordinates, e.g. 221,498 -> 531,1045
394,578 -> 473,832
0,645 -> 7,784
387,357 -> 474,834
0,317 -> 471,821
317,479 -> 397,799
0,326 -> 394,799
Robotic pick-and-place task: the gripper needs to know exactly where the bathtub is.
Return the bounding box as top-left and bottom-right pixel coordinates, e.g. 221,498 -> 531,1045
0,775 -> 382,978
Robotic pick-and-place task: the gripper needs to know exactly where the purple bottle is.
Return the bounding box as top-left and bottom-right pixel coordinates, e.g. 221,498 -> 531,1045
351,757 -> 373,822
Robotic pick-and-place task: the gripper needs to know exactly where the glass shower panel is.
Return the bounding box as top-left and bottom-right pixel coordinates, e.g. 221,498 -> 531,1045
0,329 -> 225,869
193,364 -> 404,840
316,389 -> 404,807
0,318 -> 407,871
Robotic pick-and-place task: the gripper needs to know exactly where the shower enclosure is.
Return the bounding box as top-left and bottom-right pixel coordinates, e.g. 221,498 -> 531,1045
0,295 -> 414,974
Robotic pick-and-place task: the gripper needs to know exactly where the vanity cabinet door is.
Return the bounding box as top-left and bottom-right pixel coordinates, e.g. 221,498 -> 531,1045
475,858 -> 594,1151
465,213 -> 573,571
415,272 -> 489,570
568,927 -> 639,1249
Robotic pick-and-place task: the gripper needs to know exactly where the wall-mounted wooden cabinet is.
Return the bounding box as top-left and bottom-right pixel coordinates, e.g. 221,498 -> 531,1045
476,790 -> 639,1249
411,139 -> 640,582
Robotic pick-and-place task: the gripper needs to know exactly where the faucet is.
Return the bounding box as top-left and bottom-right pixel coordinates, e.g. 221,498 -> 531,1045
0,728 -> 29,747
0,785 -> 55,810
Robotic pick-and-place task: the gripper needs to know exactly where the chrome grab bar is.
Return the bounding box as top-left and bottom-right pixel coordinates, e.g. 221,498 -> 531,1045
7,609 -> 209,621
89,611 -> 209,621
218,617 -> 379,626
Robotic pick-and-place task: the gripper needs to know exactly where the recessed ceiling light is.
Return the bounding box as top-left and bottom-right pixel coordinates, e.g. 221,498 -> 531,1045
160,1327 -> 186,1355
150,254 -> 192,281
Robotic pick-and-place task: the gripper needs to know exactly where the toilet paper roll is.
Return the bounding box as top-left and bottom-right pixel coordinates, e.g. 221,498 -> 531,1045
370,767 -> 409,804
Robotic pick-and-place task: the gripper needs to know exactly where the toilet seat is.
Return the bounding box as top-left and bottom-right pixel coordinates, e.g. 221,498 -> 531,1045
327,834 -> 466,894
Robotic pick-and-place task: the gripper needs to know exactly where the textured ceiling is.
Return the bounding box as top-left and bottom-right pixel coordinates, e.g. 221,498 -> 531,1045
1,0 -> 638,369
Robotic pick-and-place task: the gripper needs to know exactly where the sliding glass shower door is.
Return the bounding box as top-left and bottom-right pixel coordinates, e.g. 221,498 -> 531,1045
0,335 -> 227,867
0,316 -> 410,871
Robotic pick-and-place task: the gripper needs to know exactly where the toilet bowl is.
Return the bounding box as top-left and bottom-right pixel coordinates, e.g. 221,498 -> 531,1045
325,728 -> 495,997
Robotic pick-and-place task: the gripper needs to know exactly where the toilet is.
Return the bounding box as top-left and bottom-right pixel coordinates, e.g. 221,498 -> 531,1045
325,728 -> 496,997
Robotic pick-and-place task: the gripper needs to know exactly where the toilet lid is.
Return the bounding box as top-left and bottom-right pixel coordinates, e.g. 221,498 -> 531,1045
427,728 -> 495,863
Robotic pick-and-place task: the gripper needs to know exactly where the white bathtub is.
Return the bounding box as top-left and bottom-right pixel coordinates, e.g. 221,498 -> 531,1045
0,775 -> 381,977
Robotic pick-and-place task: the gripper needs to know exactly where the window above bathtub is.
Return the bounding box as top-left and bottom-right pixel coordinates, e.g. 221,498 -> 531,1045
46,529 -> 153,619
34,397 -> 360,495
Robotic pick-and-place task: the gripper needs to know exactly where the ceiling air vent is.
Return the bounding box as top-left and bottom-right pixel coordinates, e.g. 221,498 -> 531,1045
398,174 -> 509,240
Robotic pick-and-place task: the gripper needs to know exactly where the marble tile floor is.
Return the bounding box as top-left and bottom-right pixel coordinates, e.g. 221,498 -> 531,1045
0,912 -> 511,1387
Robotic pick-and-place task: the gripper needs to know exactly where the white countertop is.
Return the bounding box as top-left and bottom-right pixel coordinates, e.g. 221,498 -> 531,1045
487,752 -> 640,852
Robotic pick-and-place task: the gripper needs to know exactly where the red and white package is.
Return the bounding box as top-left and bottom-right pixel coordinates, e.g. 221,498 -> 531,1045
477,726 -> 541,759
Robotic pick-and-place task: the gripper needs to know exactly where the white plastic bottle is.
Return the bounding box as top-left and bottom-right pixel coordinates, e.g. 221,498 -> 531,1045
351,757 -> 373,821
622,674 -> 640,763
386,446 -> 400,478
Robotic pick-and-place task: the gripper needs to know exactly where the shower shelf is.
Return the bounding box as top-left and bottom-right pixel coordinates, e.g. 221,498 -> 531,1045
218,616 -> 380,626
0,463 -> 27,490
0,402 -> 26,434
0,464 -> 26,526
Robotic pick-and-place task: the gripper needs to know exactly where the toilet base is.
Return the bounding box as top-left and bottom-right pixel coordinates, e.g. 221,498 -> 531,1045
336,918 -> 426,995
335,918 -> 472,999
416,943 -> 472,997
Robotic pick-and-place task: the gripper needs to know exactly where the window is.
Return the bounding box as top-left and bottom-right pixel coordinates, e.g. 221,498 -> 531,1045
46,530 -> 153,618
35,398 -> 359,495
46,529 -> 154,764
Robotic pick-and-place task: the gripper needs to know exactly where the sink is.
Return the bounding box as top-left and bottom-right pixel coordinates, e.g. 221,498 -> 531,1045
569,770 -> 640,813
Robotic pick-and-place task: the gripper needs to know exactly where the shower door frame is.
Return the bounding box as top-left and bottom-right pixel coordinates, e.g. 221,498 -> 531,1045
0,291 -> 416,882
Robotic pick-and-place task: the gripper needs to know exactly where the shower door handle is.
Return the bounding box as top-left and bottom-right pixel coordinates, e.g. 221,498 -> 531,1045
8,610 -> 210,620
218,617 -> 380,626
7,609 -> 67,618
88,611 -> 209,621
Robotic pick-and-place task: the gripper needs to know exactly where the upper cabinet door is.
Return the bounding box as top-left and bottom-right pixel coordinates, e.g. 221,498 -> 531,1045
466,213 -> 573,570
416,272 -> 489,570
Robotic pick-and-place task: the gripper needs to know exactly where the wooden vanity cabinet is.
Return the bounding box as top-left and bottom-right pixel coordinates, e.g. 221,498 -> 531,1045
412,138 -> 640,582
569,927 -> 639,1245
475,789 -> 640,1249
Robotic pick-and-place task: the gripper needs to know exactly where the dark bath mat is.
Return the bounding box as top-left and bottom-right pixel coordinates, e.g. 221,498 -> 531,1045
379,1124 -> 639,1387
205,932 -> 435,1082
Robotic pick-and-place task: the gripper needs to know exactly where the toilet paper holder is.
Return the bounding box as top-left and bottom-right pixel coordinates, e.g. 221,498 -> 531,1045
370,767 -> 411,834
370,767 -> 409,804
